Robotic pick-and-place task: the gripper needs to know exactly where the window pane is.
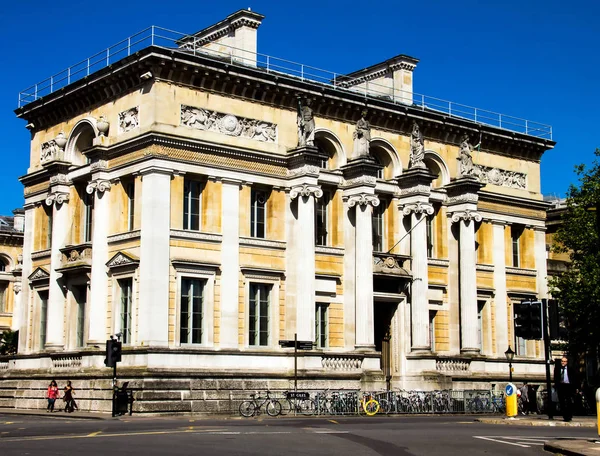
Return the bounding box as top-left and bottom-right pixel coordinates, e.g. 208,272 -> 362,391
39,291 -> 48,348
251,190 -> 266,238
127,182 -> 135,231
0,283 -> 6,313
119,279 -> 132,344
183,180 -> 201,231
76,286 -> 86,348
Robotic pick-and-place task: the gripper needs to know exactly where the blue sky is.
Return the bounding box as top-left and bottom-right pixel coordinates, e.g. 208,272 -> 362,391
1,0 -> 598,215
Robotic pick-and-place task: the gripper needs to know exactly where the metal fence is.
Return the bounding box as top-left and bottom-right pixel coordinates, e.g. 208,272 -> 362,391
17,27 -> 552,140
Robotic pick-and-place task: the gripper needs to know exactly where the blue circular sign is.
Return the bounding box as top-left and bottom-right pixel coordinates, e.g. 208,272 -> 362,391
505,384 -> 514,396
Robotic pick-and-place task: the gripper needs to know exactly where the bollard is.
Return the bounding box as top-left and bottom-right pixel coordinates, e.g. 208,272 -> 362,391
505,383 -> 518,418
596,388 -> 600,438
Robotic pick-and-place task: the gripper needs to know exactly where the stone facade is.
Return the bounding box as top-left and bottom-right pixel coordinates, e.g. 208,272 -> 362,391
0,210 -> 24,334
3,10 -> 555,413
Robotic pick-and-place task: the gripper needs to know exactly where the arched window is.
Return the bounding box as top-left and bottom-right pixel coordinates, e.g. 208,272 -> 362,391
0,258 -> 6,272
423,151 -> 450,188
314,130 -> 346,170
66,120 -> 97,165
369,139 -> 401,180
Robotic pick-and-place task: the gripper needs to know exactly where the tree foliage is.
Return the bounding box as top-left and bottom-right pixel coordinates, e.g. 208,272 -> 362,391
549,149 -> 600,364
0,329 -> 18,356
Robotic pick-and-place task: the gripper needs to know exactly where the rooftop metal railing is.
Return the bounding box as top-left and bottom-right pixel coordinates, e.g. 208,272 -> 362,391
17,26 -> 552,140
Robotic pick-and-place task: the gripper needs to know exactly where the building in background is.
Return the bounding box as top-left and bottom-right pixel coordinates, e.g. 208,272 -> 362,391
2,10 -> 555,413
0,210 -> 24,334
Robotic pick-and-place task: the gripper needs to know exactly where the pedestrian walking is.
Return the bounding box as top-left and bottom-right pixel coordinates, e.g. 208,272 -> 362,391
528,384 -> 539,414
46,380 -> 60,412
63,380 -> 77,413
553,355 -> 579,422
519,381 -> 529,415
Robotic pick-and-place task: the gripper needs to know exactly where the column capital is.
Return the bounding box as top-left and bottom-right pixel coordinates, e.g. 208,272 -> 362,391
289,184 -> 323,200
86,179 -> 112,195
346,193 -> 380,208
401,201 -> 433,216
45,191 -> 69,207
450,209 -> 482,224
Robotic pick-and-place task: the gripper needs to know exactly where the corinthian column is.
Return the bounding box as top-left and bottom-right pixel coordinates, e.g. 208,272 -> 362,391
348,193 -> 379,350
452,209 -> 482,354
86,179 -> 112,345
290,184 -> 322,341
44,191 -> 70,350
403,202 -> 434,351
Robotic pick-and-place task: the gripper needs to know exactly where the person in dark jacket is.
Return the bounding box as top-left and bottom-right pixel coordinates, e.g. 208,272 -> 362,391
553,356 -> 579,421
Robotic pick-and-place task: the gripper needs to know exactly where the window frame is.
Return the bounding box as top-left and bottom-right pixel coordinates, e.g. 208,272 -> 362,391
315,302 -> 329,349
38,289 -> 49,350
248,282 -> 271,347
83,190 -> 94,243
250,188 -> 267,239
426,213 -> 435,258
126,181 -> 135,231
315,190 -> 330,247
115,277 -> 133,345
372,198 -> 385,252
243,271 -> 280,349
511,225 -> 522,268
183,178 -> 203,231
0,281 -> 7,313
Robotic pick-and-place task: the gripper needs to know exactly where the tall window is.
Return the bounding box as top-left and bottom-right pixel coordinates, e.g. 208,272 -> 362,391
0,283 -> 6,313
426,214 -> 435,258
372,201 -> 385,252
75,286 -> 86,348
183,179 -> 202,231
180,278 -> 204,344
118,278 -> 133,344
429,310 -> 437,351
83,191 -> 94,242
249,283 -> 270,346
250,189 -> 266,238
126,181 -> 135,231
46,206 -> 53,249
511,225 -> 521,267
39,290 -> 49,348
477,301 -> 485,350
315,303 -> 329,348
0,259 -> 5,272
315,192 -> 330,246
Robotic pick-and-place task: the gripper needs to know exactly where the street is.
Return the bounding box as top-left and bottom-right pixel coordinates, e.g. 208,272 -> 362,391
0,413 -> 594,455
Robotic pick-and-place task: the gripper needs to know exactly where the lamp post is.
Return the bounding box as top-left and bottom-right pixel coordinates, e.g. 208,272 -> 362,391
505,346 -> 515,383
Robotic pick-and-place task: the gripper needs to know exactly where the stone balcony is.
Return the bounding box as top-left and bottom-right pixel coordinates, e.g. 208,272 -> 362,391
56,243 -> 92,275
373,252 -> 411,277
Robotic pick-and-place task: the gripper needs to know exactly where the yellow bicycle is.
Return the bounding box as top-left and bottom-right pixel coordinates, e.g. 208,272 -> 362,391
358,393 -> 380,416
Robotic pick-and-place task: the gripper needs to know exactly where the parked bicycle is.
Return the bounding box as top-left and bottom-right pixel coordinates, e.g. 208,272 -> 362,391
239,390 -> 281,417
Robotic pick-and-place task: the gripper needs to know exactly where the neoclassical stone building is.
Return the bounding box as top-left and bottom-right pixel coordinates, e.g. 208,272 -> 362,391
2,10 -> 555,412
0,210 -> 24,336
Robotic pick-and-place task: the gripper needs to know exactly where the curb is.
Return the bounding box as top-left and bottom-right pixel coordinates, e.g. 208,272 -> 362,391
544,439 -> 600,456
0,409 -> 115,420
476,417 -> 595,428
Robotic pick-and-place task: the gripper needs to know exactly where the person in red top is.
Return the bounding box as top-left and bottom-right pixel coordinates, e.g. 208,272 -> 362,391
46,380 -> 60,412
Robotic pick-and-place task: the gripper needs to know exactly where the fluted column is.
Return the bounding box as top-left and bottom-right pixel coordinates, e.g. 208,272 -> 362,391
403,202 -> 434,351
220,178 -> 241,348
86,179 -> 112,345
138,167 -> 171,346
290,184 -> 322,341
44,191 -> 70,350
452,209 -> 482,354
492,220 -> 508,355
348,193 -> 379,350
15,206 -> 34,352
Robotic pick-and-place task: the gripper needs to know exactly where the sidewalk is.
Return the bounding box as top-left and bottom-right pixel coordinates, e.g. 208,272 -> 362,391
0,408 -> 125,420
544,439 -> 600,456
477,415 -> 596,428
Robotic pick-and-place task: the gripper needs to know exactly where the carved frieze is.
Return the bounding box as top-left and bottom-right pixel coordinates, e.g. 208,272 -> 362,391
289,184 -> 323,200
401,202 -> 434,216
346,193 -> 380,208
28,267 -> 50,282
40,140 -> 64,165
447,193 -> 479,205
106,251 -> 139,269
60,245 -> 92,267
181,105 -> 277,143
49,174 -> 70,186
287,165 -> 320,177
90,160 -> 108,171
86,180 -> 112,194
45,192 -> 69,207
450,209 -> 482,223
476,165 -> 526,189
343,175 -> 377,187
118,107 -> 139,134
399,184 -> 431,196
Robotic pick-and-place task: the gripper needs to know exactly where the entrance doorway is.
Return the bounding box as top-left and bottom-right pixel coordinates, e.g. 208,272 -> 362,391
374,302 -> 397,390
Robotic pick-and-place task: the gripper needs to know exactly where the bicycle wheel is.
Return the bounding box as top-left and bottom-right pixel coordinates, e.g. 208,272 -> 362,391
239,401 -> 256,417
299,399 -> 316,416
364,399 -> 380,416
378,398 -> 391,414
266,400 -> 282,417
279,398 -> 293,415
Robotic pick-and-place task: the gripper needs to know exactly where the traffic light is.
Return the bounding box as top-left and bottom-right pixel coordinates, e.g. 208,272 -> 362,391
528,301 -> 543,340
104,339 -> 122,367
513,301 -> 532,339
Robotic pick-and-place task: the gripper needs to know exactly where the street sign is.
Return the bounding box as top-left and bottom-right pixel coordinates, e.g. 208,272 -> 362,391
286,391 -> 310,400
279,340 -> 296,348
278,340 -> 314,350
505,384 -> 514,396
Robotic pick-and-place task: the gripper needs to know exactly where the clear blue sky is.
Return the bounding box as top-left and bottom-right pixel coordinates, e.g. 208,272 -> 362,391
1,0 -> 598,215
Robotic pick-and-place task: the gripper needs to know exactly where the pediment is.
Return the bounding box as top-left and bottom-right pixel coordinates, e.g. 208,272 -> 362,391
28,267 -> 50,282
106,251 -> 139,269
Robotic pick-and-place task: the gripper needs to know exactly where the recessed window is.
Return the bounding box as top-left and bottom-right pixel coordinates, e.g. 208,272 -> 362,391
83,191 -> 94,243
0,282 -> 6,313
477,301 -> 485,350
426,214 -> 435,258
511,225 -> 522,267
74,285 -> 86,348
315,303 -> 329,349
46,206 -> 53,250
372,200 -> 385,252
183,179 -> 202,231
249,283 -> 270,346
315,191 -> 330,246
126,181 -> 135,231
118,278 -> 133,344
180,278 -> 205,344
39,290 -> 49,348
250,189 -> 267,239
429,310 -> 437,351
0,259 -> 6,272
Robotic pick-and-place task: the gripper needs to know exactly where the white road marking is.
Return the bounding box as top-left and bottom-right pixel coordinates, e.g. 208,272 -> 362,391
473,436 -> 530,448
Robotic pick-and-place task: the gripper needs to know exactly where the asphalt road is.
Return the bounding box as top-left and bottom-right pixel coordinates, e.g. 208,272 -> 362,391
0,413 -> 595,455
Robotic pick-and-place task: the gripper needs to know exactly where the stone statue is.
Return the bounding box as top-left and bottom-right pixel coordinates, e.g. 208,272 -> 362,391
297,98 -> 315,147
458,134 -> 480,177
352,111 -> 371,158
409,121 -> 425,168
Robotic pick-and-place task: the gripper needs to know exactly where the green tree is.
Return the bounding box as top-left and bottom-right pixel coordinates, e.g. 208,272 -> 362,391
549,149 -> 600,368
0,329 -> 18,355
